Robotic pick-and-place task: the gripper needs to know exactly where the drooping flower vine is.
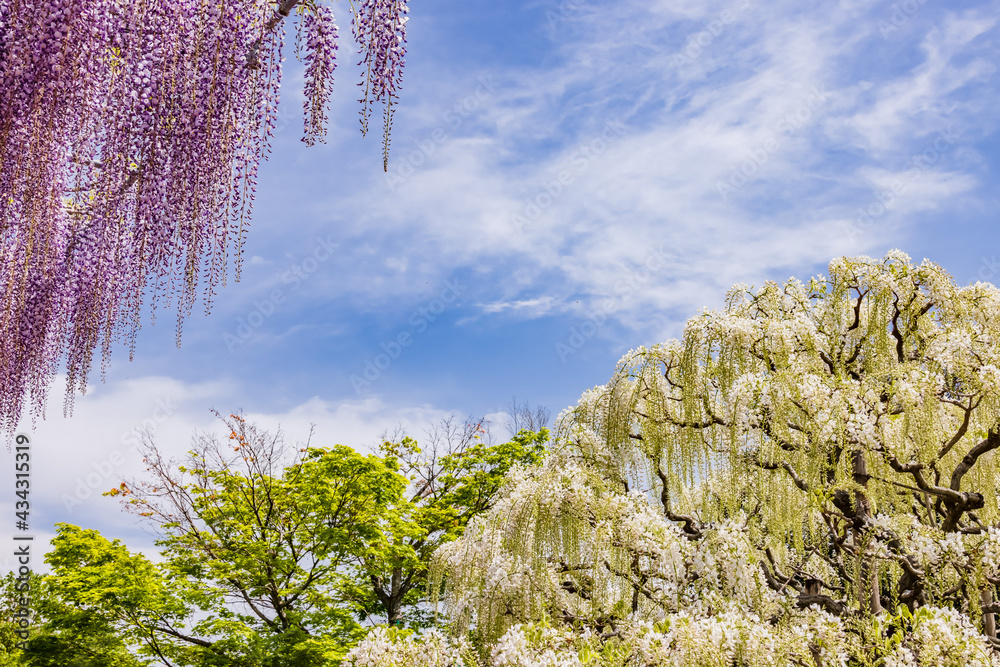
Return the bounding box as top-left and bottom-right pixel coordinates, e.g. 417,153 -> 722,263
301,2 -> 339,145
352,0 -> 409,170
0,0 -> 407,434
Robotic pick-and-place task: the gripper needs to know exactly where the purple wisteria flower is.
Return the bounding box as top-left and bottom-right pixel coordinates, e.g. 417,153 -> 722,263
0,0 -> 406,434
302,3 -> 339,145
352,0 -> 409,170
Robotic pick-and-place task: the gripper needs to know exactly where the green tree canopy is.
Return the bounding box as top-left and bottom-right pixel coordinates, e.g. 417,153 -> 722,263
106,412 -> 405,664
19,411 -> 548,666
352,416 -> 548,627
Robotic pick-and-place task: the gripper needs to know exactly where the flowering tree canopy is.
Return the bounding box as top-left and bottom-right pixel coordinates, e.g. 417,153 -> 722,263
0,0 -> 408,433
347,252 -> 1000,666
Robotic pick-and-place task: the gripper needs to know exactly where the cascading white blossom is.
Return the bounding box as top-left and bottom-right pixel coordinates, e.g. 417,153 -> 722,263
349,612 -> 854,666
355,253 -> 1000,665
883,606 -> 999,667
343,627 -> 476,667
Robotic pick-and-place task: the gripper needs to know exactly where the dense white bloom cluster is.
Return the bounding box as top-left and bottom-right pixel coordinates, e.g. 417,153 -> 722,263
626,609 -> 848,667
883,607 -> 1000,667
688,520 -> 772,609
343,627 -> 475,667
983,528 -> 1000,575
355,612 -> 853,666
491,624 -> 589,667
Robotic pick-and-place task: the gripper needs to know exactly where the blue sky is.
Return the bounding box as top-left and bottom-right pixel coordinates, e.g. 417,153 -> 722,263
4,0 -> 1000,564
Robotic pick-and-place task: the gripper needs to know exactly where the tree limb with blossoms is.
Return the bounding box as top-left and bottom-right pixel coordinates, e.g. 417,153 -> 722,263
345,252 -> 1000,666
0,0 -> 408,435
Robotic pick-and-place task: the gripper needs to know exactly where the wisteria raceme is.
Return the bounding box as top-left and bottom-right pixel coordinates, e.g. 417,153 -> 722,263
302,4 -> 339,145
0,0 -> 405,435
353,0 -> 409,169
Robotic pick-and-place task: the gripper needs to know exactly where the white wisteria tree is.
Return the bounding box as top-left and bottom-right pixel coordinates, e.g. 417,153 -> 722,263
345,252 -> 1000,666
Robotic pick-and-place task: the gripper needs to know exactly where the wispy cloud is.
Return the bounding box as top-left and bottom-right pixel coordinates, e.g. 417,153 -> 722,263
3,376 -> 455,562
478,296 -> 560,316
271,0 -> 994,340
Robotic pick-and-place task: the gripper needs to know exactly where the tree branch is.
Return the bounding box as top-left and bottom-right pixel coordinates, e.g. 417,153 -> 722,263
949,429 -> 1000,493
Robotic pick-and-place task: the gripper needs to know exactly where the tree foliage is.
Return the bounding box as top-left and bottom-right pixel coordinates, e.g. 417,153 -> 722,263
0,0 -> 409,434
98,412 -> 404,664
352,416 -> 548,627
9,412 -> 547,665
350,252 -> 1000,666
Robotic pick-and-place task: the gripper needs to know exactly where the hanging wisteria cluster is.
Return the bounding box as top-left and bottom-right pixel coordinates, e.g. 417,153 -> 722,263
301,2 -> 339,145
0,0 -> 408,434
353,0 -> 409,170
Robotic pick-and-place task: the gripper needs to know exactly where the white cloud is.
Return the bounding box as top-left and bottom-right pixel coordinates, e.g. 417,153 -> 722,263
1,376 -> 467,565
831,13 -> 997,154
240,394 -> 453,454
478,296 -> 559,316
270,0 -> 996,340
